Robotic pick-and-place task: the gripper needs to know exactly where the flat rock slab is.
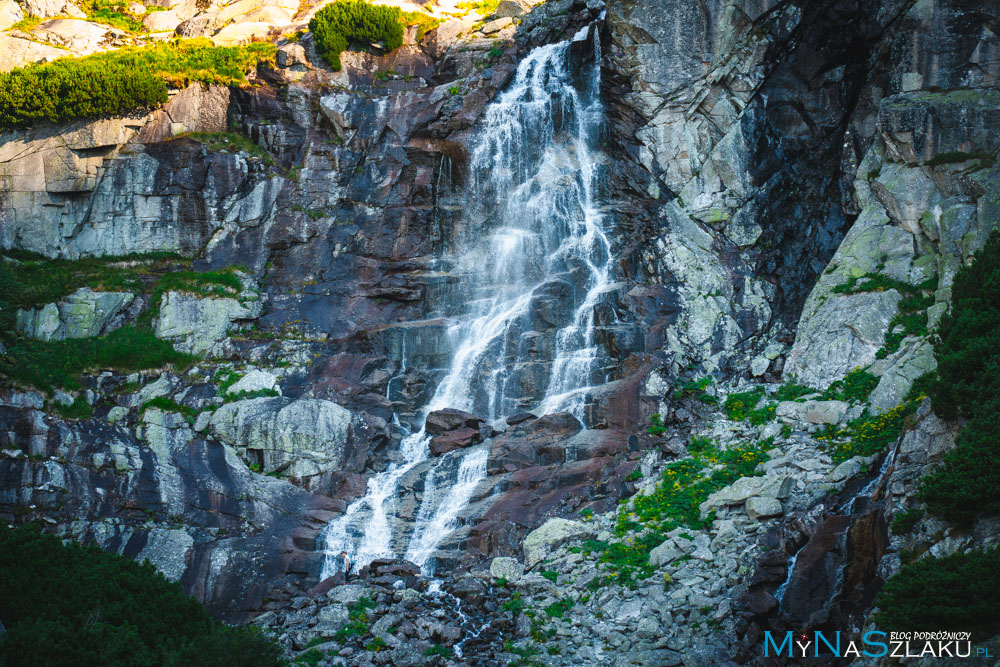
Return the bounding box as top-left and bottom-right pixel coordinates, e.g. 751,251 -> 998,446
776,399 -> 849,425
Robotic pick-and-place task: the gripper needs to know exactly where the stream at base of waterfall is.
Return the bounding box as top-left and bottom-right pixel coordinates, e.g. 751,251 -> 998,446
320,24 -> 610,579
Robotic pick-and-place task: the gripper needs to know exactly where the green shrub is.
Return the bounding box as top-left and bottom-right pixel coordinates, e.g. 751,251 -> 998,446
874,547 -> 1000,639
919,406 -> 1000,523
586,439 -> 771,587
51,395 -> 94,420
723,389 -> 763,421
141,396 -> 201,424
747,401 -> 777,425
819,400 -> 917,463
673,376 -> 713,402
0,250 -> 180,324
889,508 -> 924,535
928,231 -> 1000,421
647,413 -> 667,436
309,0 -> 403,71
0,525 -> 283,666
0,39 -> 275,129
424,644 -> 453,658
398,10 -> 441,42
821,367 -> 879,403
831,272 -> 937,359
456,0 -> 499,15
543,598 -> 574,619
774,382 -> 813,402
918,231 -> 1000,523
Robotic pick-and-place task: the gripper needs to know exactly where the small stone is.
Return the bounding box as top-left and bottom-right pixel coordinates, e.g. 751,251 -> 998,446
648,539 -> 683,567
764,343 -> 784,360
107,406 -> 129,423
480,16 -> 513,34
829,458 -> 861,482
750,355 -> 770,376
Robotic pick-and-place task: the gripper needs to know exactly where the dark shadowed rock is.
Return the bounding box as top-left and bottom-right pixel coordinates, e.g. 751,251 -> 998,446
506,412 -> 536,425
425,408 -> 485,435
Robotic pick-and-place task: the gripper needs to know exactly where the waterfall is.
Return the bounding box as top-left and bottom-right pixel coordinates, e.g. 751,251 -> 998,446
320,25 -> 610,578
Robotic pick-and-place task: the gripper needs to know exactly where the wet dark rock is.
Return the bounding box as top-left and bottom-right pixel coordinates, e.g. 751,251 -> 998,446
429,427 -> 483,456
506,412 -> 536,426
425,408 -> 486,435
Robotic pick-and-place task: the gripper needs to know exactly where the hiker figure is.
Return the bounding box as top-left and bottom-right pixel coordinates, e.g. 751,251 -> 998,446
339,551 -> 352,577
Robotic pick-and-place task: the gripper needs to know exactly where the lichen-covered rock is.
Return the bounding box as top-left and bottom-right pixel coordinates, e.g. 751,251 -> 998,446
521,517 -> 593,569
775,400 -> 849,425
208,396 -> 367,479
868,339 -> 936,414
16,288 -> 135,341
489,556 -> 524,582
154,291 -> 261,356
225,369 -> 280,396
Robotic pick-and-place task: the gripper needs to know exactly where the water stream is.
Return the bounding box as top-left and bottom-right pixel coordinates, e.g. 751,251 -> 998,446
320,25 -> 609,578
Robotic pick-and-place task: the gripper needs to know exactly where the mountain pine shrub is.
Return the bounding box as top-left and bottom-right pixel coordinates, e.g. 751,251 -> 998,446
917,230 -> 1000,523
0,39 -> 275,129
309,0 -> 404,71
873,546 -> 1000,638
0,525 -> 283,666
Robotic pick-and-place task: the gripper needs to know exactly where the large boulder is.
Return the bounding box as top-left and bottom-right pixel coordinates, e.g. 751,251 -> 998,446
225,369 -> 280,396
16,288 -> 135,341
775,400 -> 849,425
154,291 -> 261,356
700,475 -> 793,517
208,397 -> 369,478
521,517 -> 593,569
426,408 -> 487,456
490,556 -> 524,582
425,408 -> 484,435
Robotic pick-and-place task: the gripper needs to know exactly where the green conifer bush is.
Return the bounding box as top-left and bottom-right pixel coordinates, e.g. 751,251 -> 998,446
309,0 -> 404,71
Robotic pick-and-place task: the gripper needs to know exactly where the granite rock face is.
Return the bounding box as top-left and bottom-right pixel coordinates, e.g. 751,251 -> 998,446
208,396 -> 370,480
154,291 -> 262,357
16,288 -> 136,341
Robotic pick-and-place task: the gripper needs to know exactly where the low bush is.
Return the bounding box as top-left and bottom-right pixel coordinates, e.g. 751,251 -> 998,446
918,231 -> 1000,523
0,39 -> 275,129
774,382 -> 813,402
723,389 -> 763,421
889,508 -> 924,535
874,547 -> 1000,639
819,400 -> 917,464
927,231 -> 1000,421
0,525 -> 283,666
821,367 -> 879,403
309,0 -> 403,71
51,394 -> 94,420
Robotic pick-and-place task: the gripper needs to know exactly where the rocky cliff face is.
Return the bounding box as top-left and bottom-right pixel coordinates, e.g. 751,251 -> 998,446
2,0 -> 999,663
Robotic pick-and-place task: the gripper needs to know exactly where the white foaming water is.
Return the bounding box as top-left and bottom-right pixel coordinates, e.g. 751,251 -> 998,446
321,26 -> 610,577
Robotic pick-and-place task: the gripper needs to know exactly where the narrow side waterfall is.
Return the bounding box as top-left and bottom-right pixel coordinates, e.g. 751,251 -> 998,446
321,26 -> 610,578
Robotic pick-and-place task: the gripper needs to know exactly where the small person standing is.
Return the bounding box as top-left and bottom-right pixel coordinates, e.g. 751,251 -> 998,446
339,551 -> 352,578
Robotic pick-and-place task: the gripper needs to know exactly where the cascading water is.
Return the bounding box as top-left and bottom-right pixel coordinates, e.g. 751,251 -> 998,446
321,25 -> 610,578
